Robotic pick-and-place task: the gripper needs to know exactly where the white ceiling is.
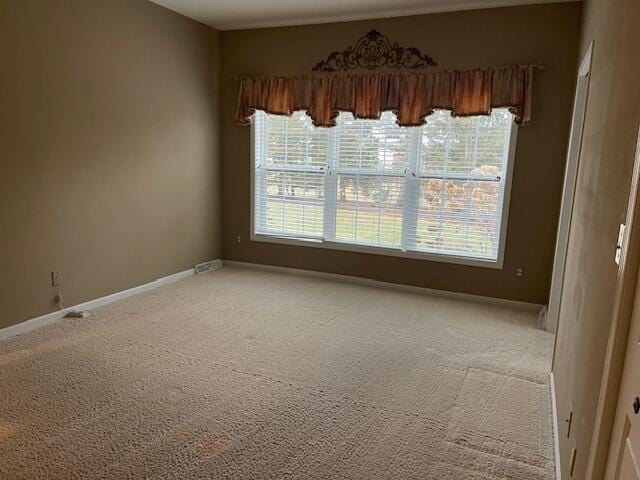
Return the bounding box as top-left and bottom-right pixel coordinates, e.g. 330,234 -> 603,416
149,0 -> 580,31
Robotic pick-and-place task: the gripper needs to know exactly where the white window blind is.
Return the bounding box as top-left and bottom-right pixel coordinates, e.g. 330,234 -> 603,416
253,108 -> 516,264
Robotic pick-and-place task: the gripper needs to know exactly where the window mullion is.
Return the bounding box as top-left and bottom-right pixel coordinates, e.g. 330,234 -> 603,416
323,123 -> 339,241
401,126 -> 421,251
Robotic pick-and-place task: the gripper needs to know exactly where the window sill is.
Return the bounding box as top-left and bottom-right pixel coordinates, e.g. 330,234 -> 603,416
250,233 -> 504,270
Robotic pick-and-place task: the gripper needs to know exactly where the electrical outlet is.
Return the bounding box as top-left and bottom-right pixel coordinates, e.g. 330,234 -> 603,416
51,271 -> 63,287
236,235 -> 242,244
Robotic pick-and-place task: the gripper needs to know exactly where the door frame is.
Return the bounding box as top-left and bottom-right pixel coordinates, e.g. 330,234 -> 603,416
586,126 -> 640,479
547,42 -> 593,334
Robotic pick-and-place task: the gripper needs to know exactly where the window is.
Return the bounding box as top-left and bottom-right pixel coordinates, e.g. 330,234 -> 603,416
252,108 -> 516,267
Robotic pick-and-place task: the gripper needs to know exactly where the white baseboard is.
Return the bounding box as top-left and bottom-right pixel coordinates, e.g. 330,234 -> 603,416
3,257 -> 540,341
550,372 -> 562,480
222,260 -> 544,312
0,259 -> 222,341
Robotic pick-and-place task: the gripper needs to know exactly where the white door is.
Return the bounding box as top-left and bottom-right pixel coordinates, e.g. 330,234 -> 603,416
605,259 -> 640,479
547,43 -> 593,333
605,129 -> 640,479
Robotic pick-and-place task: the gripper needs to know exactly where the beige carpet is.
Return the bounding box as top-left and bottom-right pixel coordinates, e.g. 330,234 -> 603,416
0,266 -> 555,479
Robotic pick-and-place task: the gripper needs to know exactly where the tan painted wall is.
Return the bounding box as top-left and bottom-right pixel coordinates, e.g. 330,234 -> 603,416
552,0 -> 640,478
0,0 -> 221,329
219,3 -> 582,304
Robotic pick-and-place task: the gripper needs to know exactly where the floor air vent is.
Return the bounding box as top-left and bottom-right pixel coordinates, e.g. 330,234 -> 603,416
195,260 -> 218,274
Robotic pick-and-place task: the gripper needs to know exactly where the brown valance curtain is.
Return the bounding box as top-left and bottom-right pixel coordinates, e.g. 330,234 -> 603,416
235,65 -> 534,127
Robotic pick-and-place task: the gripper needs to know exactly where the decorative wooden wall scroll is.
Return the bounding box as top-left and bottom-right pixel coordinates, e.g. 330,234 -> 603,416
312,29 -> 437,72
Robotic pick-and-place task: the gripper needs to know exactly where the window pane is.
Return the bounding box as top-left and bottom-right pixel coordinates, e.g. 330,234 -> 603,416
265,111 -> 328,169
335,112 -> 412,173
335,174 -> 404,247
261,171 -> 324,238
413,178 -> 501,258
409,109 -> 512,259
419,110 -> 511,178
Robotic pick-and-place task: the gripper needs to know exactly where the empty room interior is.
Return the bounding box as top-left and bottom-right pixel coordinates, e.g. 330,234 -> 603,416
1,0 -> 639,478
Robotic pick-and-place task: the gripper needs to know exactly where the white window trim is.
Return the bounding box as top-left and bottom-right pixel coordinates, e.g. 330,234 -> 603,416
249,115 -> 518,270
